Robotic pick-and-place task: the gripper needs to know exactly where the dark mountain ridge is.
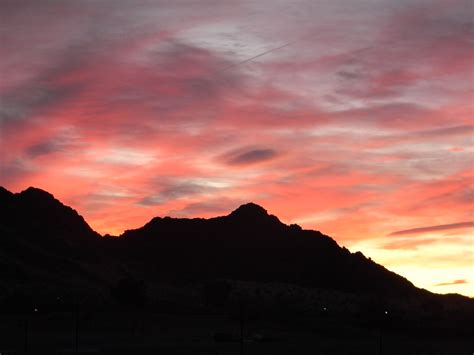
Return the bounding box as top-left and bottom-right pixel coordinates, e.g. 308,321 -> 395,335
0,187 -> 104,295
1,186 -> 472,314
1,186 -> 99,243
115,203 -> 415,296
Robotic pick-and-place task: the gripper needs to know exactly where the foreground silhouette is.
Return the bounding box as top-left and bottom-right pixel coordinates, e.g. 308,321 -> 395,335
0,187 -> 473,354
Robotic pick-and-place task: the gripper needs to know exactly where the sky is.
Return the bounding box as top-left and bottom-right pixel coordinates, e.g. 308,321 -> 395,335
0,0 -> 473,296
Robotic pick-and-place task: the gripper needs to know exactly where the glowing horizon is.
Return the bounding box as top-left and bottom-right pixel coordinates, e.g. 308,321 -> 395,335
1,0 -> 473,296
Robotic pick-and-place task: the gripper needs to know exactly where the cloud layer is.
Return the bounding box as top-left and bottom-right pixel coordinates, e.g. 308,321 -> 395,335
389,222 -> 474,236
1,0 -> 473,296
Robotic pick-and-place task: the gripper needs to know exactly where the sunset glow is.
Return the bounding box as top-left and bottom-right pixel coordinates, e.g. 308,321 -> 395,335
1,0 -> 473,296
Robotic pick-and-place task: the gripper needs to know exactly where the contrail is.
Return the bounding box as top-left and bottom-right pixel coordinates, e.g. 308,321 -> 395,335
218,40 -> 295,73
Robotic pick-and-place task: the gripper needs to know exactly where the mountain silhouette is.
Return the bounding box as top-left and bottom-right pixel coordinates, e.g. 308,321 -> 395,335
229,202 -> 275,220
1,186 -> 473,321
0,187 -> 103,292
1,186 -> 99,243
115,203 -> 416,296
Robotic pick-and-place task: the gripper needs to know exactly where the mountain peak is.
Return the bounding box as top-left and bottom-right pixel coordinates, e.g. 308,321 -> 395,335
227,202 -> 283,226
20,186 -> 56,200
3,186 -> 100,242
229,202 -> 269,218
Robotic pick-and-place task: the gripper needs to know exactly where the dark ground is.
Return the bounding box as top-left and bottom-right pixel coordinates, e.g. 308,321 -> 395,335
0,311 -> 472,355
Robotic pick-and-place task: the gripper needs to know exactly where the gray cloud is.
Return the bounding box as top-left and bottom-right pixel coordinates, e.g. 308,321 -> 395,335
24,128 -> 82,158
26,141 -> 60,158
336,102 -> 430,129
376,125 -> 474,144
170,198 -> 244,217
138,180 -> 218,206
329,1 -> 474,101
225,148 -> 278,165
123,40 -> 244,116
0,83 -> 81,127
413,125 -> 474,138
389,221 -> 474,236
0,1 -> 243,131
0,158 -> 33,183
